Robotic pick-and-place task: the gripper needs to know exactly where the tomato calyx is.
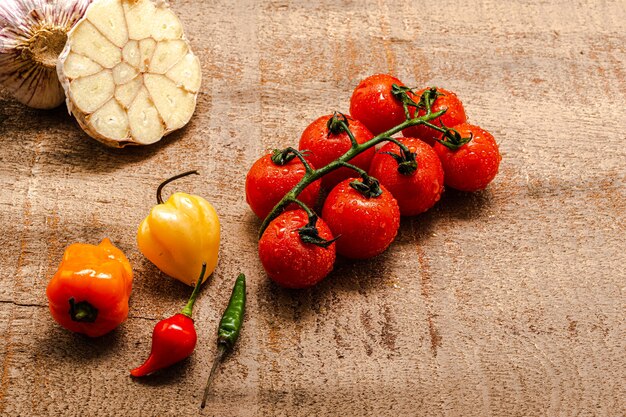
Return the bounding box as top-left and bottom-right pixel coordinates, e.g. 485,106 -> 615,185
391,85 -> 445,121
271,148 -> 297,165
298,214 -> 339,248
349,175 -> 383,199
391,84 -> 420,119
415,87 -> 444,114
380,138 -> 418,175
326,112 -> 349,136
271,147 -> 313,171
436,126 -> 473,151
325,112 -> 359,148
338,161 -> 383,198
272,148 -> 296,166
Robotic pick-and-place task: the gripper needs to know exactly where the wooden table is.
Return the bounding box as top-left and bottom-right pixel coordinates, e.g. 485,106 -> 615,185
1,0 -> 624,415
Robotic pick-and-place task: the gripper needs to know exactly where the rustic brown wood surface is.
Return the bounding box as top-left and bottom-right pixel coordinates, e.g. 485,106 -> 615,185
1,0 -> 625,416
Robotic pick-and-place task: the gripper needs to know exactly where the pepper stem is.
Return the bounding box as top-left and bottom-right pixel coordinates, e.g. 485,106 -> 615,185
156,170 -> 199,204
200,344 -> 226,409
180,263 -> 207,318
68,298 -> 98,323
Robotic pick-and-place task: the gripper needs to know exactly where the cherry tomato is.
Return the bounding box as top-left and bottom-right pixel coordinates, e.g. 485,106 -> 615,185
258,210 -> 336,288
402,87 -> 467,146
369,137 -> 444,216
298,114 -> 374,189
322,178 -> 400,259
245,153 -> 321,219
433,123 -> 501,192
349,74 -> 412,135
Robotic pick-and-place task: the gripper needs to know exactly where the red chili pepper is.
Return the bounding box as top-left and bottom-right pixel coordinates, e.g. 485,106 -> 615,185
130,264 -> 207,377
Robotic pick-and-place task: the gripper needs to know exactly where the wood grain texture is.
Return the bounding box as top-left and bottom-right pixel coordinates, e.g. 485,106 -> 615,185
1,0 -> 625,416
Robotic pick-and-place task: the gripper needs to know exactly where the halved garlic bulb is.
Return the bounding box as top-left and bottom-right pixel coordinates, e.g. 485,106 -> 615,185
0,0 -> 91,109
57,0 -> 202,147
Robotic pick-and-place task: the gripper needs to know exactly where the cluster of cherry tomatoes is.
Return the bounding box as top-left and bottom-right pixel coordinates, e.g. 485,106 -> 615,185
245,74 -> 501,289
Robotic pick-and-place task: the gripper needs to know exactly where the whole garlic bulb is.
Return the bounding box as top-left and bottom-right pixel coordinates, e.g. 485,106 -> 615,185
0,0 -> 91,109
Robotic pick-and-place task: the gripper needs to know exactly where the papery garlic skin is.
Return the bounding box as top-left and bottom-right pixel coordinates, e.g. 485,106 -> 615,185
0,0 -> 91,109
57,0 -> 202,148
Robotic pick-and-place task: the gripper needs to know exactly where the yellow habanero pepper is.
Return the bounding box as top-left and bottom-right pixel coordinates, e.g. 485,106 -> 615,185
137,171 -> 220,286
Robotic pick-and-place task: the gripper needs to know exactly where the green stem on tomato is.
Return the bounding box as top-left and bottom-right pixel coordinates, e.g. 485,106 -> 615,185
336,120 -> 359,148
338,161 -> 369,178
391,83 -> 420,120
284,198 -> 339,247
420,120 -> 449,135
327,113 -> 359,148
421,121 -> 473,151
339,162 -> 383,199
286,198 -> 316,217
258,108 -> 446,237
271,147 -> 314,173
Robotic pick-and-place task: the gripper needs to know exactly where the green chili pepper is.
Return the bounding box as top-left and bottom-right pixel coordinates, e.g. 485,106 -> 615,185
200,273 -> 246,409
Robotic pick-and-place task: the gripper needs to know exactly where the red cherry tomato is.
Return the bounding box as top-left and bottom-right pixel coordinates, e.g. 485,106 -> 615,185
402,87 -> 467,146
369,137 -> 444,216
434,123 -> 501,192
322,178 -> 400,259
349,74 -> 412,135
259,210 -> 336,288
245,153 -> 321,219
298,114 -> 375,189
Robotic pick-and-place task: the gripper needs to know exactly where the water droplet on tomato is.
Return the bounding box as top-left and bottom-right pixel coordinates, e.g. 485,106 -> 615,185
276,226 -> 287,238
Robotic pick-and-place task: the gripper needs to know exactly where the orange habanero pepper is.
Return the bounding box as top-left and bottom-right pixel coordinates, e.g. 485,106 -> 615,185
46,238 -> 133,337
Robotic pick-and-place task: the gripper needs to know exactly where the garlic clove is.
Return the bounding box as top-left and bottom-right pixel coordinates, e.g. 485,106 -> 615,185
89,98 -> 130,140
166,53 -> 202,93
138,38 -> 156,72
151,7 -> 183,41
127,87 -> 165,145
122,0 -> 156,41
63,52 -> 103,79
122,40 -> 141,69
112,62 -> 139,85
85,0 -> 128,48
115,76 -> 142,109
57,0 -> 201,147
149,40 -> 188,74
144,73 -> 195,130
0,0 -> 90,109
70,20 -> 122,68
68,70 -> 115,113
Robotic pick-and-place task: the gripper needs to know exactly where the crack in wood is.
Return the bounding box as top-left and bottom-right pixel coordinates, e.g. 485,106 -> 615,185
127,315 -> 159,321
414,228 -> 442,357
0,300 -> 158,322
0,299 -> 46,308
